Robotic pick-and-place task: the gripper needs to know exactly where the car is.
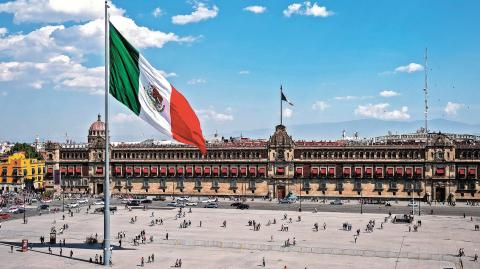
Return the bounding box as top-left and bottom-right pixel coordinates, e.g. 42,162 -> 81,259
31,198 -> 38,203
94,200 -> 105,205
167,202 -> 178,207
38,204 -> 50,211
204,202 -> 218,208
385,201 -> 392,207
126,200 -> 141,206
8,207 -> 19,213
94,206 -> 118,213
279,198 -> 294,204
121,198 -> 133,204
78,199 -> 89,204
66,203 -> 79,208
236,203 -> 249,210
0,213 -> 11,220
141,199 -> 152,204
177,196 -> 190,202
330,200 -> 344,205
152,196 -> 166,201
42,199 -> 52,203
230,202 -> 242,207
407,202 -> 418,207
201,198 -> 217,203
185,202 -> 198,206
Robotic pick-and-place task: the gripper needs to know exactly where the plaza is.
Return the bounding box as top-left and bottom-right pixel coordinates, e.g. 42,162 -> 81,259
0,204 -> 479,269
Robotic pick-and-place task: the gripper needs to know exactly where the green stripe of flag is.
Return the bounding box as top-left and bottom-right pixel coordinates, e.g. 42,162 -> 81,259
109,22 -> 141,115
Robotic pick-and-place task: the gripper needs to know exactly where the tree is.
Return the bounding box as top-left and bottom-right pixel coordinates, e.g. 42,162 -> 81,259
7,143 -> 43,160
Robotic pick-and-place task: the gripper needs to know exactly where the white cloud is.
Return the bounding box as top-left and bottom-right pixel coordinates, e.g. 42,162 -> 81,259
312,100 -> 330,111
283,2 -> 333,18
0,91 -> 7,96
238,70 -> 250,75
379,90 -> 400,97
0,27 -> 7,36
113,113 -> 138,123
244,6 -> 266,14
444,102 -> 463,116
0,0 -> 125,23
197,107 -> 234,122
172,3 -> 218,25
334,95 -> 372,101
354,103 -> 410,120
283,107 -> 293,118
394,63 -> 424,73
159,70 -> 177,78
152,7 -> 163,17
187,78 -> 206,85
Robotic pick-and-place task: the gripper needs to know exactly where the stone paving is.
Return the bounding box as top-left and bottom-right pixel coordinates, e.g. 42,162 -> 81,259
0,205 -> 479,269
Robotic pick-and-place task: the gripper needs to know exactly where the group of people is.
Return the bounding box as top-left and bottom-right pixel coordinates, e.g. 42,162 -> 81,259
248,220 -> 262,231
139,254 -> 155,266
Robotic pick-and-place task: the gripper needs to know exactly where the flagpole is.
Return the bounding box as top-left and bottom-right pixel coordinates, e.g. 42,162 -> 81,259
103,0 -> 111,266
280,85 -> 283,125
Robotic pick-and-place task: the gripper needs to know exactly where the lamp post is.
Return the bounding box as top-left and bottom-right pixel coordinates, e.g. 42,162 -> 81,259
23,188 -> 27,224
298,178 -> 302,212
360,189 -> 363,214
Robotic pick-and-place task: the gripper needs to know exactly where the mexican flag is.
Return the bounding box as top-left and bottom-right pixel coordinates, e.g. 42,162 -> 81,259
109,22 -> 206,154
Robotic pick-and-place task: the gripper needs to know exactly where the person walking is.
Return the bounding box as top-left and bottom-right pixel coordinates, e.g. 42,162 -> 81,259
166,233 -> 169,240
141,256 -> 144,267
70,250 -> 73,258
10,245 -> 13,253
152,253 -> 155,262
262,257 -> 265,267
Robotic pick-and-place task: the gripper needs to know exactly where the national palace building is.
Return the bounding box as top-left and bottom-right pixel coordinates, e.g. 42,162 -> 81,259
43,115 -> 480,202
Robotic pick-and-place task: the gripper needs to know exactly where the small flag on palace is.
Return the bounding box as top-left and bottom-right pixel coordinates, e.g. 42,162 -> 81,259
281,86 -> 293,106
109,22 -> 206,154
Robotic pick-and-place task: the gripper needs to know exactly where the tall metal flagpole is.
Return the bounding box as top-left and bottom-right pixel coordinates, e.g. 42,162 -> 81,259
280,86 -> 283,125
103,1 -> 111,266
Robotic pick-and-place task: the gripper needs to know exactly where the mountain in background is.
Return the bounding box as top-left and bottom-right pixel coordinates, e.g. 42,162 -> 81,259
225,119 -> 480,141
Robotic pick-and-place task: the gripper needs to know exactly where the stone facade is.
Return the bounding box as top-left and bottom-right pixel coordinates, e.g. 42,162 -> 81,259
43,116 -> 480,202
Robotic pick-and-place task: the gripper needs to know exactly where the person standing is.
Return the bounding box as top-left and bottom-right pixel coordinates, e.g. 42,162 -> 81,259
262,257 -> 265,267
141,256 -> 144,267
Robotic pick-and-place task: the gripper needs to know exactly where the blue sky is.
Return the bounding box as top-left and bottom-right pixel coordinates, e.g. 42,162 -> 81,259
0,0 -> 479,143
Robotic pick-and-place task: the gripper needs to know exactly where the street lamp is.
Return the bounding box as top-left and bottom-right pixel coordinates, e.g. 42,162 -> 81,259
360,189 -> 363,214
298,178 -> 302,212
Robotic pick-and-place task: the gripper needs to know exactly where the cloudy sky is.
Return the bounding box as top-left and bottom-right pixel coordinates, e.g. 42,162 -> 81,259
0,0 -> 479,143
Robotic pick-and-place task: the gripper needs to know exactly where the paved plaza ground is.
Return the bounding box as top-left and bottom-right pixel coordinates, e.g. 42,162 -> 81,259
0,205 -> 479,269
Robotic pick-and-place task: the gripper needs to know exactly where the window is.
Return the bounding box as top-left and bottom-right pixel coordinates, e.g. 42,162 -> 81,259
230,179 -> 237,189
160,179 -> 167,188
212,179 -> 219,188
143,179 -> 149,188
414,181 -> 422,191
177,179 -> 184,188
126,180 -> 132,187
248,180 -> 256,189
319,180 -> 327,190
195,179 -> 202,188
336,181 -> 343,191
389,180 -> 397,190
303,179 -> 311,190
375,181 -> 383,191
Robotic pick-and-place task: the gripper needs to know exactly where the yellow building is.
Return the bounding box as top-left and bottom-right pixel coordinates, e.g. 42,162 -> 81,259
0,152 -> 45,193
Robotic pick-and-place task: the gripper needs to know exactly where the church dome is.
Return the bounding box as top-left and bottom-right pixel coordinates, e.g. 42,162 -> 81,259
89,114 -> 105,132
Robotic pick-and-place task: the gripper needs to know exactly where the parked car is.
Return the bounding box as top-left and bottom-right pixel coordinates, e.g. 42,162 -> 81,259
94,206 -> 117,213
94,200 -> 105,205
330,200 -> 344,205
42,199 -> 52,203
202,198 -> 217,203
385,201 -> 392,207
66,203 -> 79,208
185,202 -> 198,206
0,213 -> 11,220
279,199 -> 293,204
407,201 -> 418,207
230,202 -> 242,207
121,198 -> 133,204
38,204 -> 50,211
167,202 -> 178,207
127,200 -> 141,206
78,199 -> 89,204
152,196 -> 166,201
31,198 -> 38,203
8,206 -> 19,213
177,196 -> 191,202
236,203 -> 249,210
141,199 -> 152,204
204,202 -> 218,208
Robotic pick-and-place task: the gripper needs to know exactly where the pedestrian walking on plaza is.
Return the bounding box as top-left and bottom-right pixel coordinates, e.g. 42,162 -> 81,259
463,213 -> 466,218
141,256 -> 144,267
70,250 -> 73,258
119,239 -> 122,247
10,245 -> 13,253
166,233 -> 169,240
95,254 -> 98,263
100,254 -> 103,264
323,222 -> 327,230
152,253 -> 155,262
409,226 -> 411,232
48,246 -> 52,254
262,257 -> 265,267
474,253 -> 478,262
60,247 -> 63,256
354,235 -> 358,244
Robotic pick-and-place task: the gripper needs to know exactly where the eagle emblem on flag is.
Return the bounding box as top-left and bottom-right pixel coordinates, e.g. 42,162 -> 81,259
145,84 -> 165,113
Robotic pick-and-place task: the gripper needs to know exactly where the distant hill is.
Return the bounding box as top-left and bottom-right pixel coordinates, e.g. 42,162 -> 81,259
226,119 -> 480,141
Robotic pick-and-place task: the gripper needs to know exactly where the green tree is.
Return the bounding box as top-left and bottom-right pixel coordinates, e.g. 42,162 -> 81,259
7,143 -> 43,160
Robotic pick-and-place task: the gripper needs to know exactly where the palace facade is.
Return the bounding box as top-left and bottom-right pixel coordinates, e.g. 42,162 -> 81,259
0,152 -> 45,193
43,115 -> 480,201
